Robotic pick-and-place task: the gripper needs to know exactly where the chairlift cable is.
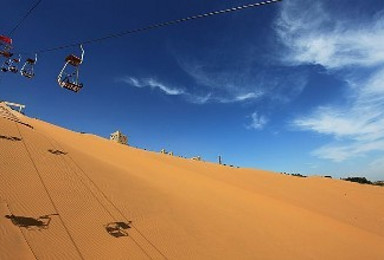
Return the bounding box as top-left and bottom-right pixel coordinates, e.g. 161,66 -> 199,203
8,0 -> 43,36
28,0 -> 282,54
14,123 -> 85,260
45,136 -> 157,259
4,203 -> 39,259
63,148 -> 168,259
42,134 -> 166,259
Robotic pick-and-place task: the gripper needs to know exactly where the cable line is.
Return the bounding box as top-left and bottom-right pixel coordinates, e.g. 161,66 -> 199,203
29,0 -> 282,54
5,203 -> 39,260
42,134 -> 167,259
9,0 -> 43,36
15,123 -> 85,260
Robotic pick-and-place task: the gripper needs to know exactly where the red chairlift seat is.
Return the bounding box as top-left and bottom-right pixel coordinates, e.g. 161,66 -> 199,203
65,54 -> 82,66
0,51 -> 13,58
59,80 -> 83,93
0,35 -> 12,57
26,58 -> 36,64
12,57 -> 20,63
0,35 -> 12,45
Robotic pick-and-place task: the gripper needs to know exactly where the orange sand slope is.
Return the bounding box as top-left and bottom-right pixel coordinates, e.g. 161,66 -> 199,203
0,103 -> 384,260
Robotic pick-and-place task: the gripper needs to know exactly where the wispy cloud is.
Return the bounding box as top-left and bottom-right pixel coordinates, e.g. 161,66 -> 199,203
118,76 -> 264,104
214,91 -> 263,104
278,0 -> 384,161
185,93 -> 213,104
175,50 -> 308,106
119,77 -> 185,96
275,0 -> 384,69
312,140 -> 384,162
294,69 -> 384,161
247,112 -> 268,130
233,92 -> 261,102
185,91 -> 264,104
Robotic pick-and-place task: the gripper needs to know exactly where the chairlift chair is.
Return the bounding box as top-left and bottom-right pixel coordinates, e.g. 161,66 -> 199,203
57,45 -> 85,93
1,55 -> 20,73
0,35 -> 13,73
0,35 -> 13,68
0,52 -> 13,72
0,50 -> 13,59
0,35 -> 12,58
8,55 -> 21,73
20,54 -> 37,79
1,65 -> 8,72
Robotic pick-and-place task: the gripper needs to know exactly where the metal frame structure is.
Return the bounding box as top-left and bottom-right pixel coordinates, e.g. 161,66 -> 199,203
57,45 -> 84,92
20,54 -> 37,78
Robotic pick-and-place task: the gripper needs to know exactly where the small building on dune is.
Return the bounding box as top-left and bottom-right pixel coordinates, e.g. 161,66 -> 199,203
110,130 -> 128,145
160,149 -> 173,156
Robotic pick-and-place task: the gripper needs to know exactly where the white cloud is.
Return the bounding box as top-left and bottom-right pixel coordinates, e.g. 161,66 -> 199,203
217,92 -> 263,104
247,112 -> 268,130
119,76 -> 264,104
119,76 -> 185,96
275,0 -> 384,69
293,67 -> 384,162
185,91 -> 263,104
312,140 -> 384,162
186,93 -> 213,104
175,51 -> 308,106
279,0 -> 384,162
234,92 -> 262,102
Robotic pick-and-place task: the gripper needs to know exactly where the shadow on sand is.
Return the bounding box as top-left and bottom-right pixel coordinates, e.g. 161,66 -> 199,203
0,135 -> 22,141
48,149 -> 67,155
105,221 -> 132,238
5,214 -> 59,230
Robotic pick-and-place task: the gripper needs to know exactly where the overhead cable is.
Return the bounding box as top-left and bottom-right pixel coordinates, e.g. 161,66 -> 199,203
29,0 -> 282,54
9,0 -> 43,36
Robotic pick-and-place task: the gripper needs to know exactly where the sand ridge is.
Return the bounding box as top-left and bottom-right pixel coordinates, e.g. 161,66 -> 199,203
1,103 -> 384,259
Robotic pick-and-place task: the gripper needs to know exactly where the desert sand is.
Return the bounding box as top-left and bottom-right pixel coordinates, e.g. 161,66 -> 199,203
1,102 -> 383,260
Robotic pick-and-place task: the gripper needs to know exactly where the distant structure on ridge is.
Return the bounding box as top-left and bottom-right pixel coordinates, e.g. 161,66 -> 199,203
160,149 -> 174,156
110,130 -> 128,145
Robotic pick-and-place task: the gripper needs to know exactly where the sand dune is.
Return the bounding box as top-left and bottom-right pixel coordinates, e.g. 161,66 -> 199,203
1,102 -> 383,259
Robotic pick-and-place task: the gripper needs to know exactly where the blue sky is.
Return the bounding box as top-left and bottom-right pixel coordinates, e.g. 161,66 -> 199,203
1,0 -> 384,180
